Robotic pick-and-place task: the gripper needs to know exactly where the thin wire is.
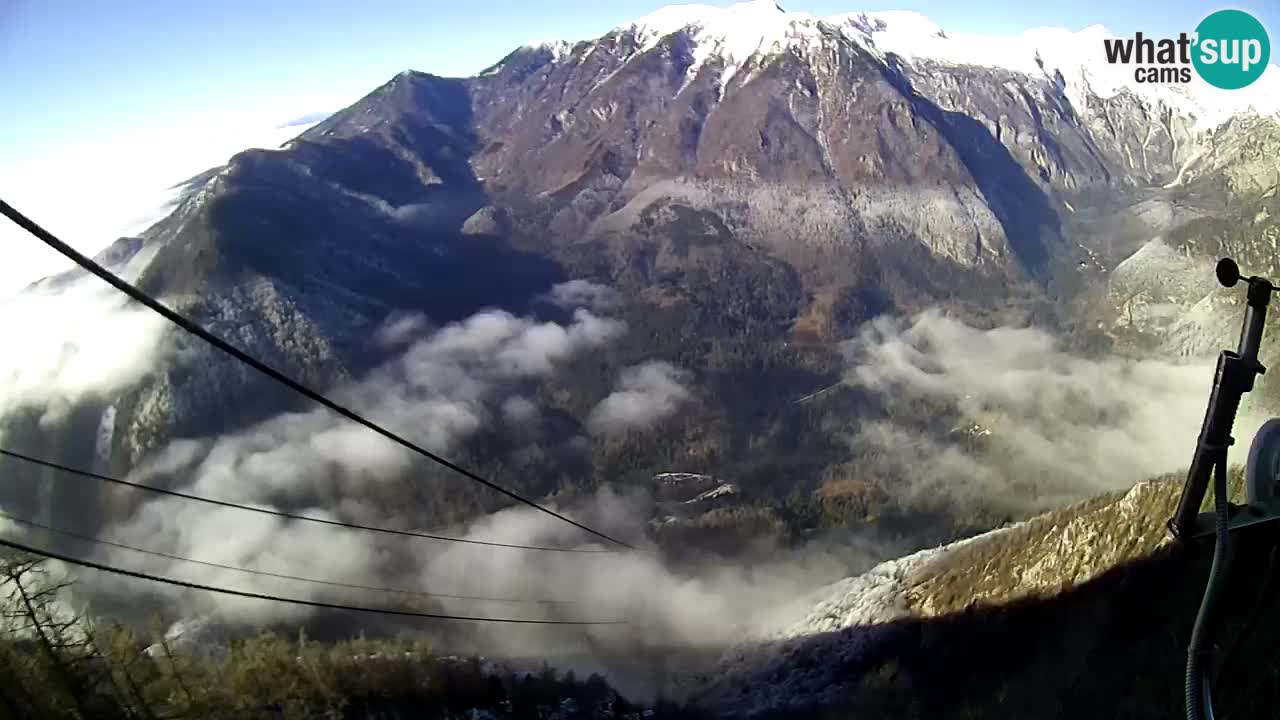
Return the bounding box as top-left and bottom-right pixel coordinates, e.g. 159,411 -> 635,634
0,448 -> 608,554
0,536 -> 624,626
0,510 -> 578,606
0,197 -> 634,550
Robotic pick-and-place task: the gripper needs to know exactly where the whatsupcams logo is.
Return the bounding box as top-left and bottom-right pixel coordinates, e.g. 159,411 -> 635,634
1102,9 -> 1270,89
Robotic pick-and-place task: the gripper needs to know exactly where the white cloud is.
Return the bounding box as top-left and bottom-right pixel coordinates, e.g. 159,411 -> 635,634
110,306 -> 630,612
185,308 -> 618,498
79,306 -> 814,647
71,300 -> 826,662
98,501 -> 386,625
542,280 -> 621,312
588,361 -> 692,435
405,488 -> 860,662
373,312 -> 430,348
92,484 -> 864,695
0,105 -> 346,297
0,280 -> 169,427
502,396 -> 540,425
841,309 -> 1267,511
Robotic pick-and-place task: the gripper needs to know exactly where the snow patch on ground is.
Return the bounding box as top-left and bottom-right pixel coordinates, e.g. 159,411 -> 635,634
1163,290 -> 1244,359
1107,235 -> 1229,348
853,185 -> 1005,265
1111,236 -> 1215,302
589,178 -> 862,253
522,39 -> 574,61
687,483 -> 738,503
855,17 -> 1280,132
590,176 -> 1005,265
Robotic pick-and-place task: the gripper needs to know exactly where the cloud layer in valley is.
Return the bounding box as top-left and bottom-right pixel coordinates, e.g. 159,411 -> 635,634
71,484 -> 862,702
0,278 -> 169,429
841,309 -> 1266,512
0,104 -> 345,296
129,306 -> 627,509
26,295 -> 840,699
13,298 -> 1262,701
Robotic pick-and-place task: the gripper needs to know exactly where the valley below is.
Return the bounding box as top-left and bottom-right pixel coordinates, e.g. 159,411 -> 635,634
3,2 -> 1280,717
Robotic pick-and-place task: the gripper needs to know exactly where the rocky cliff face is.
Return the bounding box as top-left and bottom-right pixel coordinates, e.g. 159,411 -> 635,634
456,1 -> 1279,339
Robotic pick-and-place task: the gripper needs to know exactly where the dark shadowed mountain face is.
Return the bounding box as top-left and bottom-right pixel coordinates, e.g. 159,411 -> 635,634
4,4 -> 1280,573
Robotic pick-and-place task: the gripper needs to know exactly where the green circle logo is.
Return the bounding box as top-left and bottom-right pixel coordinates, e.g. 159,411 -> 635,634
1192,10 -> 1271,90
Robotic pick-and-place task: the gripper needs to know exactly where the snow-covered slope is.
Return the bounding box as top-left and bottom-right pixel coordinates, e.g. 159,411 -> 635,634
694,477 -> 1183,715
607,1 -> 1280,130
626,0 -> 827,89
1106,236 -> 1218,336
835,11 -> 1280,130
693,529 -> 1007,714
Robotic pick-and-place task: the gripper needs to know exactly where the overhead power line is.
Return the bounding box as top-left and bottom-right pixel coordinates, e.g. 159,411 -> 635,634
0,448 -> 608,554
0,510 -> 578,606
0,197 -> 633,550
0,536 -> 624,626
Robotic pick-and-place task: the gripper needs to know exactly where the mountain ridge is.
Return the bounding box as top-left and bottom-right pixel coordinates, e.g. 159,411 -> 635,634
9,0 -> 1280,534
5,11 -> 1280,708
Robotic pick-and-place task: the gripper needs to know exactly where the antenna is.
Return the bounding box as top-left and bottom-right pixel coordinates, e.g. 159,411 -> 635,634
1172,257 -> 1280,720
1170,259 -> 1272,540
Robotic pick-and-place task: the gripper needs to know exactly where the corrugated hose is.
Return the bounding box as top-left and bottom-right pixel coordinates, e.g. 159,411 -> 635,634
1186,446 -> 1233,720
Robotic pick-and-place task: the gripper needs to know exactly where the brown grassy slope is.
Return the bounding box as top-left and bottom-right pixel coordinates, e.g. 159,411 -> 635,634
821,470 -> 1280,720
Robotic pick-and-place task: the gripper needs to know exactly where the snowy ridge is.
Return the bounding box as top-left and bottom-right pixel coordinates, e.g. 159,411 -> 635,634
626,0 -> 826,89
521,39 -> 574,61
584,1 -> 1280,130
833,11 -> 1280,130
697,479 -> 1183,714
697,528 -> 1009,714
763,526 -> 1012,643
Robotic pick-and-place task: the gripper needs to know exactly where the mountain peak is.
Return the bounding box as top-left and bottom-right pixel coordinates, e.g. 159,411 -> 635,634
513,3 -> 1279,132
834,9 -> 945,38
625,0 -> 814,42
615,0 -> 825,91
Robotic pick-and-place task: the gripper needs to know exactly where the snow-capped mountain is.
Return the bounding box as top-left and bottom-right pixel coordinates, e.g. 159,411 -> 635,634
507,1 -> 1280,131
5,0 -> 1276,538
836,10 -> 1279,129
7,0 -> 1277,533
467,1 -> 1278,275
5,10 -> 1280,703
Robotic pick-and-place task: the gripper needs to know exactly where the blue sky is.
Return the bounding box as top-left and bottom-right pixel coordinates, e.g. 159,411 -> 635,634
0,0 -> 1276,293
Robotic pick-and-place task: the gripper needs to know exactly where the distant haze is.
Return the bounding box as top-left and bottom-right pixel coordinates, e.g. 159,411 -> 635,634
0,110 -> 336,297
